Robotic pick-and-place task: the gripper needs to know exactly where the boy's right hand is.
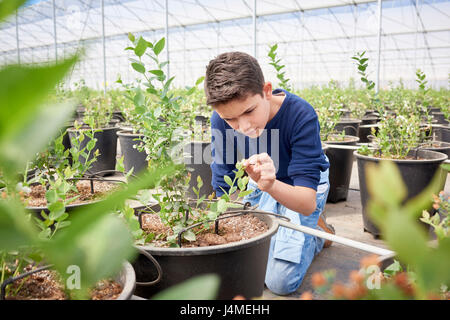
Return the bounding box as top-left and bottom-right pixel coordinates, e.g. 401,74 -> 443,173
243,153 -> 276,192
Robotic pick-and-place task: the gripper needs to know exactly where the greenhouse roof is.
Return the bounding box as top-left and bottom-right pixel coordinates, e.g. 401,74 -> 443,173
1,0 -> 449,89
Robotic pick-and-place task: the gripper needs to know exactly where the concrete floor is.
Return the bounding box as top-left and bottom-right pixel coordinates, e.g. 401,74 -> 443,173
262,160 -> 450,300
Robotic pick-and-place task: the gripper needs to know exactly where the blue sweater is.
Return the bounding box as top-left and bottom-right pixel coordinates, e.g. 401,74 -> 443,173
210,89 -> 329,197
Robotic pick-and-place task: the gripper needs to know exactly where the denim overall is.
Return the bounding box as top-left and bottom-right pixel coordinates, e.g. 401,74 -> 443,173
244,165 -> 330,295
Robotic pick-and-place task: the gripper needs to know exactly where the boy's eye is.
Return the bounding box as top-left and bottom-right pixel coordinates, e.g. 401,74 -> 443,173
244,108 -> 255,114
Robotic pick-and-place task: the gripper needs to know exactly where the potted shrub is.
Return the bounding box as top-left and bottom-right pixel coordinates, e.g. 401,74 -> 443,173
124,161 -> 279,299
356,113 -> 448,236
0,19 -> 170,300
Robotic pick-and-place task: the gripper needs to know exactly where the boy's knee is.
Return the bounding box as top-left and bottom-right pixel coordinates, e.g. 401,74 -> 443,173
265,260 -> 303,295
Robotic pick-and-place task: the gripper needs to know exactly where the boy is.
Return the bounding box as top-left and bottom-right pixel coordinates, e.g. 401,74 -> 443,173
204,51 -> 334,296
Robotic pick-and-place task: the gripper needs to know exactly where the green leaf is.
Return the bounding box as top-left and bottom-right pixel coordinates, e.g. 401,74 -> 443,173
0,56 -> 79,175
48,201 -> 66,220
195,76 -> 205,86
224,175 -> 233,187
134,36 -> 148,57
127,32 -> 135,43
0,0 -> 26,22
149,69 -> 164,77
238,190 -> 254,198
153,38 -> 165,56
217,198 -> 227,213
131,62 -> 146,74
46,189 -> 58,204
183,229 -> 196,242
366,161 -> 407,208
0,198 -> 37,250
152,274 -> 219,300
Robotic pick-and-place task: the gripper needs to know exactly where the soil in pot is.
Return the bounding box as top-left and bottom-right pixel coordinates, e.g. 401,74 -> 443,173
4,265 -> 126,300
24,180 -> 119,209
140,211 -> 269,248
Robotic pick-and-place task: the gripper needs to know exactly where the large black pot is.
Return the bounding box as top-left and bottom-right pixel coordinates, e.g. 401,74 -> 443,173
132,211 -> 278,300
355,149 -> 448,237
419,141 -> 450,158
184,141 -> 214,198
324,135 -> 360,203
116,261 -> 137,300
333,118 -> 362,137
358,124 -> 379,143
432,112 -> 449,125
432,125 -> 450,143
117,131 -> 148,175
67,126 -> 119,176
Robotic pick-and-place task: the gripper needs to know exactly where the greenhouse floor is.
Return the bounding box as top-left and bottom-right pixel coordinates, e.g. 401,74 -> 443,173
262,160 -> 450,300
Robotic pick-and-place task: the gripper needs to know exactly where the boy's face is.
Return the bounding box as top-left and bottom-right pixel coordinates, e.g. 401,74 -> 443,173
214,82 -> 273,138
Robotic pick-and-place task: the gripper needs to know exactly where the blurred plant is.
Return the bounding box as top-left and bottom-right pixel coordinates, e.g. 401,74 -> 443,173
0,0 -> 176,300
307,161 -> 449,300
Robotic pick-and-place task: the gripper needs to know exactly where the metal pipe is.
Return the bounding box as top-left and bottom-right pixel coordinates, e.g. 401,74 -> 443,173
278,219 -> 394,256
102,0 -> 107,94
15,10 -> 20,64
375,0 -> 382,93
165,0 -> 170,79
252,0 -> 257,58
52,0 -> 57,63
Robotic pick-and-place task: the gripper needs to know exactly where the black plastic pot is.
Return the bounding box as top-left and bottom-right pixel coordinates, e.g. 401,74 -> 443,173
361,116 -> 380,125
355,149 -> 448,237
419,141 -> 450,158
117,131 -> 148,175
68,126 -> 119,176
132,209 -> 278,300
432,112 -> 449,125
116,261 -> 137,300
358,124 -> 379,143
324,135 -> 360,203
432,125 -> 450,143
184,141 -> 214,198
333,118 -> 362,137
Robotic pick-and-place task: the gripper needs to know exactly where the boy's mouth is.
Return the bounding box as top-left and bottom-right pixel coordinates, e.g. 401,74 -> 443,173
245,128 -> 258,137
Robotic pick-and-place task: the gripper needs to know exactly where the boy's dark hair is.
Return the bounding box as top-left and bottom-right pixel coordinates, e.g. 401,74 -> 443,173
204,52 -> 265,107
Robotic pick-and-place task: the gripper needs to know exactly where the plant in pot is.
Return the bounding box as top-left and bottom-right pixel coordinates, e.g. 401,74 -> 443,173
356,111 -> 448,236
117,33 -> 211,197
67,95 -> 119,177
127,160 -> 280,299
0,21 -> 155,299
305,161 -> 449,300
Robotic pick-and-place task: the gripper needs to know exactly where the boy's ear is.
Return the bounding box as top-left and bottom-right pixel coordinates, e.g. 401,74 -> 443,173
263,82 -> 272,99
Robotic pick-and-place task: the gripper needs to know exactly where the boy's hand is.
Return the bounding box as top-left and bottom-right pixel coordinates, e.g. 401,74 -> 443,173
243,153 -> 276,192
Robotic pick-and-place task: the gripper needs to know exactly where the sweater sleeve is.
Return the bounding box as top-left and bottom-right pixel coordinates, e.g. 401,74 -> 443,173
287,107 -> 329,191
210,112 -> 237,197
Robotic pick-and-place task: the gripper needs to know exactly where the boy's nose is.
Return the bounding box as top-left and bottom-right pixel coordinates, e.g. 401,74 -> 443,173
237,117 -> 251,133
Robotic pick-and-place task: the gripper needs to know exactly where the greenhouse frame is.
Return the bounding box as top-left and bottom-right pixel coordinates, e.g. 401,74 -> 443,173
1,0 -> 449,90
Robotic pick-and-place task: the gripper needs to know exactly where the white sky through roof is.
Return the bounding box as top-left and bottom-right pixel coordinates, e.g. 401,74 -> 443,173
1,0 -> 449,90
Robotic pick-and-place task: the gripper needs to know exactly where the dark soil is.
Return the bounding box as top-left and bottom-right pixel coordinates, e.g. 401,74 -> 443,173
141,212 -> 269,247
24,180 -> 119,207
5,266 -> 122,300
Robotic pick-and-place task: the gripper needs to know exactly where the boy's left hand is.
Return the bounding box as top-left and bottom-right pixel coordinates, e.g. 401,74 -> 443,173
243,153 -> 276,192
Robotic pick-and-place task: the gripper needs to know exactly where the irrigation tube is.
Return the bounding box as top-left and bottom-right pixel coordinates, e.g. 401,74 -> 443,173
277,219 -> 394,256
